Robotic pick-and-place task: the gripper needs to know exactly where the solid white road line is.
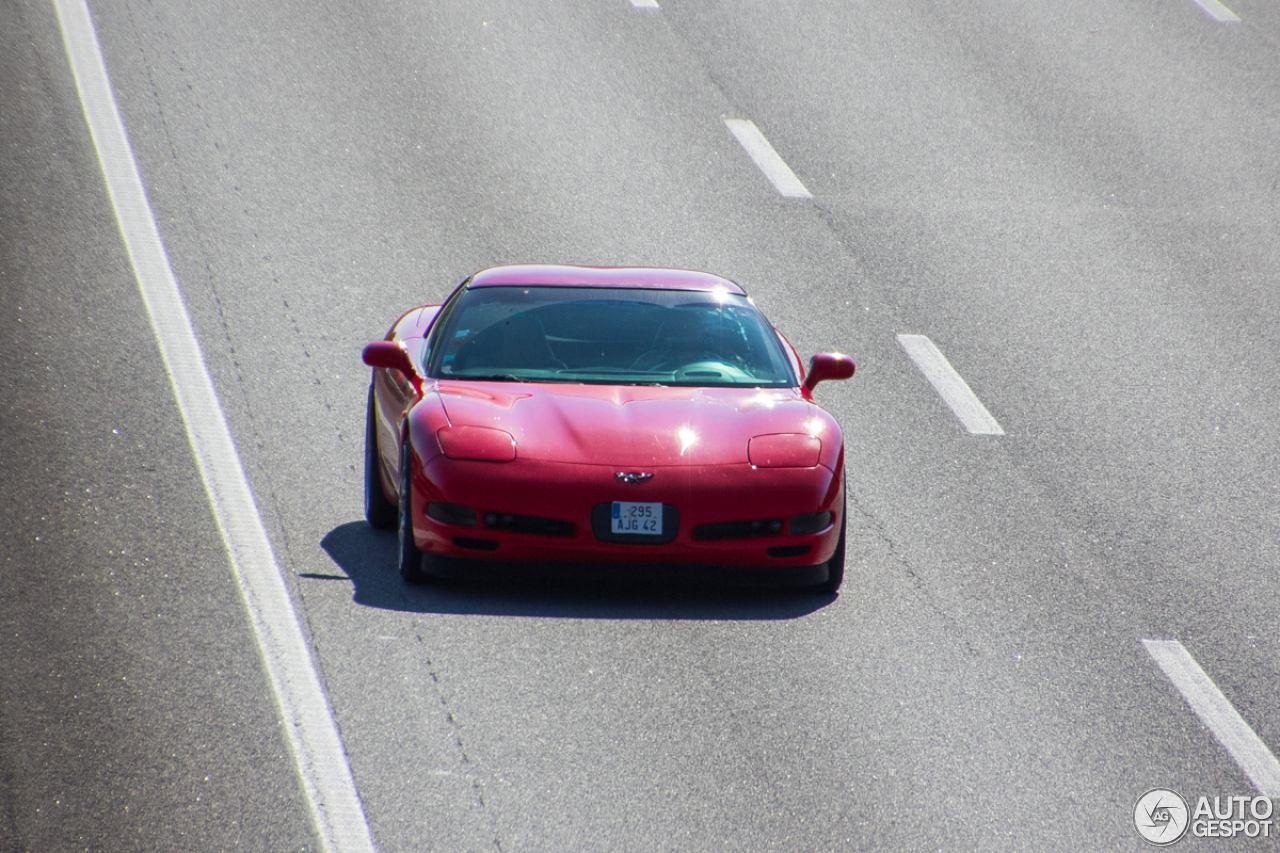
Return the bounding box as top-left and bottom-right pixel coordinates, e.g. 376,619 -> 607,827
1143,640 -> 1280,796
896,334 -> 1004,436
52,2 -> 377,851
1189,0 -> 1241,22
723,118 -> 813,199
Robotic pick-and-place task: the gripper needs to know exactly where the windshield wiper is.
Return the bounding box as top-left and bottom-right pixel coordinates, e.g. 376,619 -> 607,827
449,374 -> 590,384
449,373 -> 529,383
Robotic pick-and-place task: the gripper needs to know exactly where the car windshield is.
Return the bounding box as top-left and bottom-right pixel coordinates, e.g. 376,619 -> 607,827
426,286 -> 797,387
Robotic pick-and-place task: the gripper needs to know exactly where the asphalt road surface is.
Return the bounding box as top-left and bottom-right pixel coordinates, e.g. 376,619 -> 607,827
3,0 -> 1280,850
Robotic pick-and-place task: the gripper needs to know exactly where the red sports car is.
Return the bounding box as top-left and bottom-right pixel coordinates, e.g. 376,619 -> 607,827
362,265 -> 855,592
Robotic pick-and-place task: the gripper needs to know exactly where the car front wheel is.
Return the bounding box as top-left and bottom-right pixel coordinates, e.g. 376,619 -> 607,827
364,384 -> 398,530
813,500 -> 846,595
398,441 -> 429,584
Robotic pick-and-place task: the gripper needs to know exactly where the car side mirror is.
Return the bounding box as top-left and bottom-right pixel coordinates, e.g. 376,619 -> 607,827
362,341 -> 417,379
803,353 -> 855,391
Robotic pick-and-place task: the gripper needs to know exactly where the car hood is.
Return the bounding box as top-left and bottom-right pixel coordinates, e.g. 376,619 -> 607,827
432,381 -> 831,467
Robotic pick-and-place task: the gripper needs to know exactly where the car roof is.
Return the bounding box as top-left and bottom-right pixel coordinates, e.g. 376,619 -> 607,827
466,264 -> 747,295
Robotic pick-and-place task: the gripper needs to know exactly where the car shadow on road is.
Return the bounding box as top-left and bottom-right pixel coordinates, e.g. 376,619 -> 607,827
320,521 -> 832,620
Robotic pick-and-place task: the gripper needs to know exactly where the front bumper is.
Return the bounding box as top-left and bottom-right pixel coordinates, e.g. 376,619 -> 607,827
408,454 -> 843,568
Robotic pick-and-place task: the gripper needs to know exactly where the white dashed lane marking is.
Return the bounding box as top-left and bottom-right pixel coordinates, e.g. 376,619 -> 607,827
1143,640 -> 1280,796
628,0 -> 660,8
723,118 -> 813,199
896,334 -> 1004,435
53,1 -> 377,851
1190,0 -> 1240,22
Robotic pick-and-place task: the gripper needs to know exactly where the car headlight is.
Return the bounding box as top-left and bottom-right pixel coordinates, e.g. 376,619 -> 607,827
747,433 -> 821,468
436,426 -> 516,462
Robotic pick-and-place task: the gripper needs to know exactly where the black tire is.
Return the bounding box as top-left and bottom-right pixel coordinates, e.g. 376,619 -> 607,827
364,384 -> 398,530
398,440 -> 430,584
813,502 -> 846,595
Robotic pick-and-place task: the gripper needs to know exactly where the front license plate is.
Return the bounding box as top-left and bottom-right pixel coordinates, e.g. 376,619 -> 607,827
612,501 -> 663,535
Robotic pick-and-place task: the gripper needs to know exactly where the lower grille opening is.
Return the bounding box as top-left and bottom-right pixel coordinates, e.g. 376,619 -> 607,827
693,519 -> 784,541
767,545 -> 812,559
482,512 -> 575,538
453,537 -> 500,552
